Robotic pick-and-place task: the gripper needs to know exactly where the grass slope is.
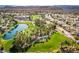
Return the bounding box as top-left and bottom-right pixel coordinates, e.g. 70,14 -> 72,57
27,32 -> 73,52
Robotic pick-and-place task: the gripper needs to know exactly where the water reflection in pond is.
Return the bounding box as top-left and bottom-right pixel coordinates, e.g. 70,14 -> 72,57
3,24 -> 28,40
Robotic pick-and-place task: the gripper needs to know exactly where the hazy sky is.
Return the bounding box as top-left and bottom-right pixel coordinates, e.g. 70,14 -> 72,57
0,0 -> 79,6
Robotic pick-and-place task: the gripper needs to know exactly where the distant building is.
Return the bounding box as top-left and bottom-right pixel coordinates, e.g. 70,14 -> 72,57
77,33 -> 79,37
14,15 -> 31,21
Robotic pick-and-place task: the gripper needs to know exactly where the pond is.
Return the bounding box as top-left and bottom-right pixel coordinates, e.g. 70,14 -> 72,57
3,24 -> 28,40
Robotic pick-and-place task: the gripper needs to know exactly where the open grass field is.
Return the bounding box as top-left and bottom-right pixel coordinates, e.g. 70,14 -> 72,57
30,15 -> 42,20
27,32 -> 73,52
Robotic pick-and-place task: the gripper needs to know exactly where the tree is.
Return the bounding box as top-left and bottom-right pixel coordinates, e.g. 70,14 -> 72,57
60,40 -> 79,53
35,19 -> 46,27
60,45 -> 77,53
10,31 -> 32,52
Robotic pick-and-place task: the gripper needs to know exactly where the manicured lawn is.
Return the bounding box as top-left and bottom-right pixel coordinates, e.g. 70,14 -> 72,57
30,15 -> 42,20
0,37 -> 14,52
27,32 -> 73,52
2,40 -> 14,52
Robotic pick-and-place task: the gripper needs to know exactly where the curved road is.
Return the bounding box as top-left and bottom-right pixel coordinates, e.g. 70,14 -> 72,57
56,26 -> 75,41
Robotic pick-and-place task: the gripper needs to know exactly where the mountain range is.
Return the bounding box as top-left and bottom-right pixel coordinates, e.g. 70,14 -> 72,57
0,5 -> 79,12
